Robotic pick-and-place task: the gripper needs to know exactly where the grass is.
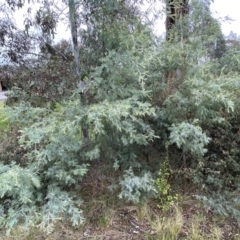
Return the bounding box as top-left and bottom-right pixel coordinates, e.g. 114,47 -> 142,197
150,206 -> 183,239
2,201 -> 231,240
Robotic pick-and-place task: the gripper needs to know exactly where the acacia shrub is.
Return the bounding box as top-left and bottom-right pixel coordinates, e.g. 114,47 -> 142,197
155,30 -> 240,219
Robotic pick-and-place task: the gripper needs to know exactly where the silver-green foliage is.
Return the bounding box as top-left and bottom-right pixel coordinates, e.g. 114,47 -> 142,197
0,162 -> 84,234
0,16 -> 160,232
1,86 -> 156,233
118,168 -> 157,203
169,121 -> 210,156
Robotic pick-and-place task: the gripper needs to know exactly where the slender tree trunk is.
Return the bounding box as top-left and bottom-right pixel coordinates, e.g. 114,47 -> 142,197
68,0 -> 80,76
68,0 -> 89,145
165,0 -> 189,96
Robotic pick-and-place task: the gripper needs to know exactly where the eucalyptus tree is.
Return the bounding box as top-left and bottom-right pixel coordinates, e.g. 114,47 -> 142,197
0,0 -> 77,105
0,2 -> 34,65
68,0 -> 80,77
78,0 -> 143,81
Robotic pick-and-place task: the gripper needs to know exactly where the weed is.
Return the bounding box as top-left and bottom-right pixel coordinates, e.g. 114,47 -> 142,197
189,222 -> 203,240
156,159 -> 178,212
151,206 -> 183,239
210,226 -> 222,240
136,203 -> 149,222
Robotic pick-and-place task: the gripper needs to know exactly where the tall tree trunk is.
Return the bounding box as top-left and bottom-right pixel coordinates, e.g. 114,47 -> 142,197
68,0 -> 89,145
68,0 -> 80,76
165,0 -> 189,96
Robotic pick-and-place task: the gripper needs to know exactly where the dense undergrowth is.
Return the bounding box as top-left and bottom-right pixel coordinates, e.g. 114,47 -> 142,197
1,163 -> 240,239
1,0 -> 240,238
